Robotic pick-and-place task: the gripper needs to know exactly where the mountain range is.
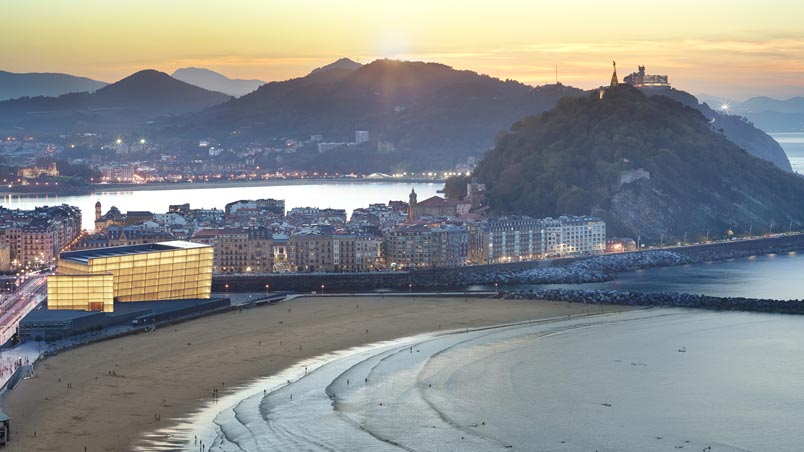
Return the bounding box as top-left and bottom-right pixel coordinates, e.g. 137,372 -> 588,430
0,59 -> 794,174
0,70 -> 231,135
731,96 -> 804,133
0,70 -> 107,101
159,59 -> 586,171
171,67 -> 265,97
474,84 -> 804,241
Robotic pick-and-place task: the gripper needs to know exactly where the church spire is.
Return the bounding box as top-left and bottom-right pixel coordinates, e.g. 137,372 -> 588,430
610,60 -> 619,87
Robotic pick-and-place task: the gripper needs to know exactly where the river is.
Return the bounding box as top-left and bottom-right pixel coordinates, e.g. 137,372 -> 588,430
0,180 -> 441,232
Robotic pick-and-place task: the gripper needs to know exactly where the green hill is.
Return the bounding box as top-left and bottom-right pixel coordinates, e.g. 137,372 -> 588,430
474,84 -> 804,242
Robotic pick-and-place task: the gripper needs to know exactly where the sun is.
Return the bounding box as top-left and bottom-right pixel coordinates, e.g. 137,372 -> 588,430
718,100 -> 731,113
376,31 -> 410,59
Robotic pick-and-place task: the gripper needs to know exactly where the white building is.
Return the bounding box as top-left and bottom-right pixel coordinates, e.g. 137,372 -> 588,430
543,216 -> 606,257
355,130 -> 369,144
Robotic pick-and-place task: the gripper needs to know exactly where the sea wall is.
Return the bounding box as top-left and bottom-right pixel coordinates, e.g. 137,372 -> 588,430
506,288 -> 804,315
213,233 -> 804,293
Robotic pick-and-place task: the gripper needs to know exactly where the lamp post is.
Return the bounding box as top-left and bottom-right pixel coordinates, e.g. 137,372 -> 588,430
265,283 -> 270,297
495,282 -> 499,294
225,283 -> 229,294
321,284 -> 325,295
408,283 -> 412,294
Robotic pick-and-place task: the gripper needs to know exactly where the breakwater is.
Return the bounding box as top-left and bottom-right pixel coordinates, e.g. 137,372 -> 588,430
506,288 -> 804,315
213,233 -> 804,293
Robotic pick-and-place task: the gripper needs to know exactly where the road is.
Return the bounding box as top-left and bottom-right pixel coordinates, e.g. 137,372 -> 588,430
0,276 -> 47,346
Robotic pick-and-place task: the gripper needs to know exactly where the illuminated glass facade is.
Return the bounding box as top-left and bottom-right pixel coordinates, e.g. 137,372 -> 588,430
48,241 -> 213,312
47,274 -> 114,312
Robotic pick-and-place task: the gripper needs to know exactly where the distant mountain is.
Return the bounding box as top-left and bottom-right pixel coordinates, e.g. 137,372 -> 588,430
474,85 -> 804,242
740,96 -> 804,114
730,96 -> 804,133
162,59 -> 585,172
0,70 -> 231,135
172,67 -> 265,97
638,87 -> 792,172
0,70 -> 107,101
309,58 -> 362,75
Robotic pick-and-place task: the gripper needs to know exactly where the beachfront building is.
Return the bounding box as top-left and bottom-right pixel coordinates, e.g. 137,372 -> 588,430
384,224 -> 470,269
47,241 -> 213,312
289,232 -> 381,272
543,216 -> 607,257
470,216 -> 545,264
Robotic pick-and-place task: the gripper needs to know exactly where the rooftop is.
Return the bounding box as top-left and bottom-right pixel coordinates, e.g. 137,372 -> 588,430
59,240 -> 210,264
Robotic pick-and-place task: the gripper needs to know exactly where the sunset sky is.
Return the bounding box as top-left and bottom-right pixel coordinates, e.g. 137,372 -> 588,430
4,0 -> 804,99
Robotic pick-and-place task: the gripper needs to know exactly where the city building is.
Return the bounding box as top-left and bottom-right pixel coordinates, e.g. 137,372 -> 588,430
73,225 -> 174,250
225,199 -> 285,217
216,227 -> 273,274
384,224 -> 469,269
623,65 -> 670,87
412,195 -> 471,219
470,216 -> 545,264
543,216 -> 606,257
0,205 -> 82,267
355,130 -> 369,144
17,162 -> 59,179
317,142 -> 346,153
48,241 -> 213,312
290,233 -> 381,272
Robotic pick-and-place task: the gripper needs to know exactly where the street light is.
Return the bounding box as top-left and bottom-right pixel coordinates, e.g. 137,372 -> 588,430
495,282 -> 499,294
321,284 -> 325,295
408,283 -> 412,294
225,283 -> 229,294
265,283 -> 270,297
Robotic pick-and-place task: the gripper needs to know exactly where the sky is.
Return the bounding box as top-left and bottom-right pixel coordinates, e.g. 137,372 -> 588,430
3,0 -> 804,99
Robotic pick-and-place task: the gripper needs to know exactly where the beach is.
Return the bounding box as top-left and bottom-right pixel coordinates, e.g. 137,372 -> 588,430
0,295 -> 624,452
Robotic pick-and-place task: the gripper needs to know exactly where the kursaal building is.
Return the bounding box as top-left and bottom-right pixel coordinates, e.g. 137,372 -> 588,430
47,241 -> 213,312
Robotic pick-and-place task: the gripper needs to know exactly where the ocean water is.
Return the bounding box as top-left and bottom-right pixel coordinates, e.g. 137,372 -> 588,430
770,132 -> 804,174
138,309 -> 804,452
530,251 -> 804,300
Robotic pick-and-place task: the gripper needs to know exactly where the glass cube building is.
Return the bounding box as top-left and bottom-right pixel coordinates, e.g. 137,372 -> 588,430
48,241 -> 213,312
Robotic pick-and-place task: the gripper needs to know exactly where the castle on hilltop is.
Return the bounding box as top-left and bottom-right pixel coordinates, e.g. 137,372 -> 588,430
623,65 -> 670,88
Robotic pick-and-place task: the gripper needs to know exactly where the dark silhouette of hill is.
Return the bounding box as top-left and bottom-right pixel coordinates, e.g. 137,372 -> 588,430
0,70 -> 107,101
638,87 -> 792,171
309,58 -> 362,75
474,84 -> 804,241
172,67 -> 265,97
0,70 -> 231,134
163,59 -> 585,171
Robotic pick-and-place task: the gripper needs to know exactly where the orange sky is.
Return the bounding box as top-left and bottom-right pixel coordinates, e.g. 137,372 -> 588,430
3,0 -> 804,99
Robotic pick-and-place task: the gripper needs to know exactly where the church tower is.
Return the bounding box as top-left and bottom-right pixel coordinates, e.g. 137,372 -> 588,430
408,188 -> 417,222
95,200 -> 102,222
610,60 -> 619,87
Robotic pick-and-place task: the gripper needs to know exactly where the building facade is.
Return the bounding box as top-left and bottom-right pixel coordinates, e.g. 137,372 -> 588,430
290,233 -> 380,272
48,241 -> 213,312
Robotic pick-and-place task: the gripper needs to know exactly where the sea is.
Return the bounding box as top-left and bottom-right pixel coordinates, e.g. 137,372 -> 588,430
770,132 -> 804,174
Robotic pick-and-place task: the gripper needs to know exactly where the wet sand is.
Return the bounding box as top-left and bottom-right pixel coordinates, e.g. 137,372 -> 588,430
1,295 -> 628,451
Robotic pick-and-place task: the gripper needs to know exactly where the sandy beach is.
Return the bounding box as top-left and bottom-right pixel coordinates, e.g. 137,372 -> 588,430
1,295 -> 628,452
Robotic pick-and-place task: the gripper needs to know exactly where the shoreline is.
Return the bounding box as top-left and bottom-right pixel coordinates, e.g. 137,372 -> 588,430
184,309 -> 642,452
0,295 -> 629,452
0,177 -> 444,197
